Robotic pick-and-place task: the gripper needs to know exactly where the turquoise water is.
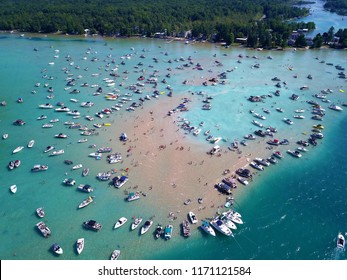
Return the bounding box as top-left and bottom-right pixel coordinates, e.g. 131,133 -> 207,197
0,6 -> 346,260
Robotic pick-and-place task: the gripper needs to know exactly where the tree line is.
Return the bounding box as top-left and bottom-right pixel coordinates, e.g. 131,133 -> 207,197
0,0 -> 345,48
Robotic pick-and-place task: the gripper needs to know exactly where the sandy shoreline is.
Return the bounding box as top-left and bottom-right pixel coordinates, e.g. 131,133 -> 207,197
104,93 -> 273,224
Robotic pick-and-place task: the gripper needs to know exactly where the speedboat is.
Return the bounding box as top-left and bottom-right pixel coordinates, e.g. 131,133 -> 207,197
140,219 -> 153,235
238,177 -> 249,186
31,164 -> 48,172
63,178 -> 76,186
287,150 -> 302,158
283,118 -> 293,125
72,164 -> 83,170
337,233 -> 345,249
200,220 -> 216,236
96,172 -> 111,181
49,149 -> 64,156
252,120 -> 263,127
82,168 -> 89,177
78,196 -> 94,209
36,221 -> 51,237
44,146 -> 55,153
36,207 -> 45,218
110,250 -> 120,260
273,151 -> 283,159
164,225 -> 173,240
76,238 -> 84,255
27,140 -> 35,148
10,184 -> 17,193
114,217 -> 127,229
297,146 -> 308,152
2,133 -> 8,139
254,157 -> 270,167
154,224 -> 164,239
210,218 -> 233,236
329,104 -> 343,111
78,184 -> 93,193
38,103 -> 53,109
83,220 -> 102,231
131,217 -> 143,230
250,161 -> 264,171
55,133 -> 68,138
51,243 -> 63,255
112,176 -> 128,188
127,192 -> 140,202
188,211 -> 198,224
12,146 -> 24,154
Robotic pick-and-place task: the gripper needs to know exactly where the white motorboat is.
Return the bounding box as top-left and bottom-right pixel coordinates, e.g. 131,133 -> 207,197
200,220 -> 216,237
51,243 -> 63,255
337,233 -> 345,249
77,184 -> 93,193
283,118 -> 293,125
249,161 -> 264,171
31,164 -> 48,172
210,218 -> 233,236
38,103 -> 53,109
49,149 -> 64,156
252,120 -> 263,127
329,104 -> 343,111
293,115 -> 305,119
76,238 -> 84,255
297,146 -> 308,152
78,196 -> 94,209
67,110 -> 81,116
55,133 -> 68,138
114,217 -> 128,229
2,133 -> 8,139
55,106 -> 70,112
63,178 -> 76,186
154,224 -> 164,239
72,164 -> 83,170
36,207 -> 45,218
27,140 -> 35,148
36,221 -> 51,237
140,219 -> 153,235
110,250 -> 120,260
89,152 -> 102,158
188,211 -> 198,224
10,184 -> 17,193
42,123 -> 54,128
12,146 -> 24,154
237,177 -> 249,186
44,146 -> 55,153
287,150 -> 302,158
127,192 -> 140,202
131,217 -> 143,230
112,175 -> 128,188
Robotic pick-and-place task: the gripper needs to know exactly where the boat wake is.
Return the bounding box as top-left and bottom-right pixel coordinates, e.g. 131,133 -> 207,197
329,247 -> 345,260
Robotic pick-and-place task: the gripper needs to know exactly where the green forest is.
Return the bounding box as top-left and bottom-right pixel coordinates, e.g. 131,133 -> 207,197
0,0 -> 346,48
324,0 -> 347,15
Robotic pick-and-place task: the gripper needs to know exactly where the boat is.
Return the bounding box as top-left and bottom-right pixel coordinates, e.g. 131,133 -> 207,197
2,133 -> 8,139
36,221 -> 51,237
114,217 -> 127,229
27,140 -> 35,148
200,220 -> 216,237
97,147 -> 112,153
164,225 -> 173,240
237,177 -> 249,186
329,104 -> 343,111
267,139 -> 279,146
287,150 -> 302,158
78,196 -> 94,209
76,238 -> 84,255
273,151 -> 283,159
140,219 -> 153,235
83,220 -> 102,231
254,157 -> 270,167
31,164 -> 48,172
51,243 -> 63,255
297,146 -> 308,152
77,184 -> 93,193
44,146 -> 55,153
96,172 -> 111,181
12,146 -> 24,154
249,161 -> 264,171
38,103 -> 53,109
154,224 -> 164,239
110,250 -> 120,260
337,233 -> 345,249
10,184 -> 17,193
36,207 -> 45,218
82,168 -> 89,177
72,164 -> 83,170
252,120 -> 263,127
120,132 -> 128,141
63,178 -> 76,186
13,119 -> 26,126
182,220 -> 191,237
112,176 -> 128,188
210,218 -> 233,236
49,149 -> 64,156
127,192 -> 140,202
283,118 -> 293,125
267,156 -> 277,164
89,152 -> 102,158
131,217 -> 143,230
55,133 -> 68,138
42,123 -> 54,128
188,211 -> 198,224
